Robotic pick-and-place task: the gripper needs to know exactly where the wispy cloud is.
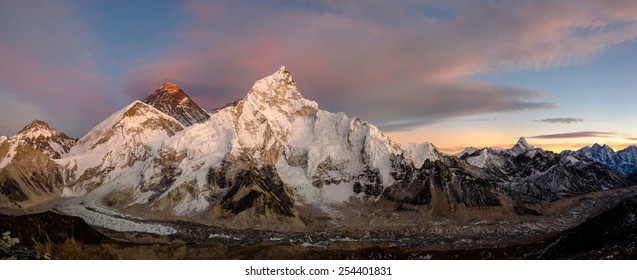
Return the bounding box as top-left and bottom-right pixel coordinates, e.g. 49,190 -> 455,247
124,0 -> 637,130
530,131 -> 618,139
534,118 -> 585,124
5,0 -> 637,136
464,118 -> 499,122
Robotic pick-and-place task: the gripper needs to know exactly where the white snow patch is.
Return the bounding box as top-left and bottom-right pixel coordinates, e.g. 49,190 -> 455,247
0,141 -> 18,169
208,233 -> 239,240
57,203 -> 176,235
467,149 -> 489,168
322,182 -> 355,203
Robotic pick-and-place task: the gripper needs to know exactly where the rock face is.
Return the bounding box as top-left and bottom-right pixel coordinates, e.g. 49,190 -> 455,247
143,82 -> 210,127
562,144 -> 637,180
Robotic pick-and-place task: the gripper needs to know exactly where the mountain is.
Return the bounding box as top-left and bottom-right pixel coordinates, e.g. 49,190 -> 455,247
142,82 -> 210,127
509,137 -> 538,156
459,138 -> 627,203
11,120 -> 76,159
0,66 -> 631,231
403,142 -> 442,168
53,66 -> 406,227
563,144 -> 637,180
60,101 -> 184,197
0,121 -> 74,206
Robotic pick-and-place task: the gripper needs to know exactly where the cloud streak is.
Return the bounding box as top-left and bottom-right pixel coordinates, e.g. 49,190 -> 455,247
534,118 -> 585,124
464,118 -> 499,122
530,131 -> 618,139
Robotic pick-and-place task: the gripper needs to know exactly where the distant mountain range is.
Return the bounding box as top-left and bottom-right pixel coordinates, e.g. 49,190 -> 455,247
0,66 -> 635,233
562,144 -> 637,182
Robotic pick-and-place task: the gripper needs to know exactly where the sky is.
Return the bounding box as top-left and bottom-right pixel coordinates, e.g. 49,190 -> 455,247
1,0 -> 637,153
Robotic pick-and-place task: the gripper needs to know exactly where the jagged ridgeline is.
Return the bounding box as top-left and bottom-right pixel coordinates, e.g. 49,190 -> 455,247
0,66 -> 632,229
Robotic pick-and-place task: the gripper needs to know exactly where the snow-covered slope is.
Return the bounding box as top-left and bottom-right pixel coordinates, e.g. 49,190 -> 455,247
60,101 -> 184,196
142,82 -> 210,127
403,142 -> 442,168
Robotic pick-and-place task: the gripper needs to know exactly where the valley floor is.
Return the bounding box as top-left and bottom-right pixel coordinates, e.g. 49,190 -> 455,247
2,186 -> 637,259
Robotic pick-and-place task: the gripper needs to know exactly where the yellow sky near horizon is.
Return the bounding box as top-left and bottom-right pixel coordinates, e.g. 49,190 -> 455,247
387,129 -> 637,154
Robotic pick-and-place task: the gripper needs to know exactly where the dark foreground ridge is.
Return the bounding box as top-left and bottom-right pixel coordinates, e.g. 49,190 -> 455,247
538,195 -> 637,259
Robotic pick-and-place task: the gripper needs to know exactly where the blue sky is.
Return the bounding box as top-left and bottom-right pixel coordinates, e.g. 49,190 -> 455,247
1,0 -> 636,152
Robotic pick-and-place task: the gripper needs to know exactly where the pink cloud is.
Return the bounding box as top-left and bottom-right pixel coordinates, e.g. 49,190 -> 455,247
122,0 -> 637,131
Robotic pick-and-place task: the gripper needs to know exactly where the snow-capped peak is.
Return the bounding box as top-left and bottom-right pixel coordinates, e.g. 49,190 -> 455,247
245,66 -> 318,116
17,120 -> 58,139
517,137 -> 532,149
509,136 -> 536,156
248,66 -> 300,100
7,120 -> 77,159
583,143 -> 614,158
575,143 -> 637,177
403,142 -> 442,168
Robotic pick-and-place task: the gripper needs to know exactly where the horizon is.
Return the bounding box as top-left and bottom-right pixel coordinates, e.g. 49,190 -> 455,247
2,1 -> 637,153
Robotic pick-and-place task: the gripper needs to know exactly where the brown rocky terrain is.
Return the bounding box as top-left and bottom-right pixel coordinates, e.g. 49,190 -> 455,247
2,186 -> 636,259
